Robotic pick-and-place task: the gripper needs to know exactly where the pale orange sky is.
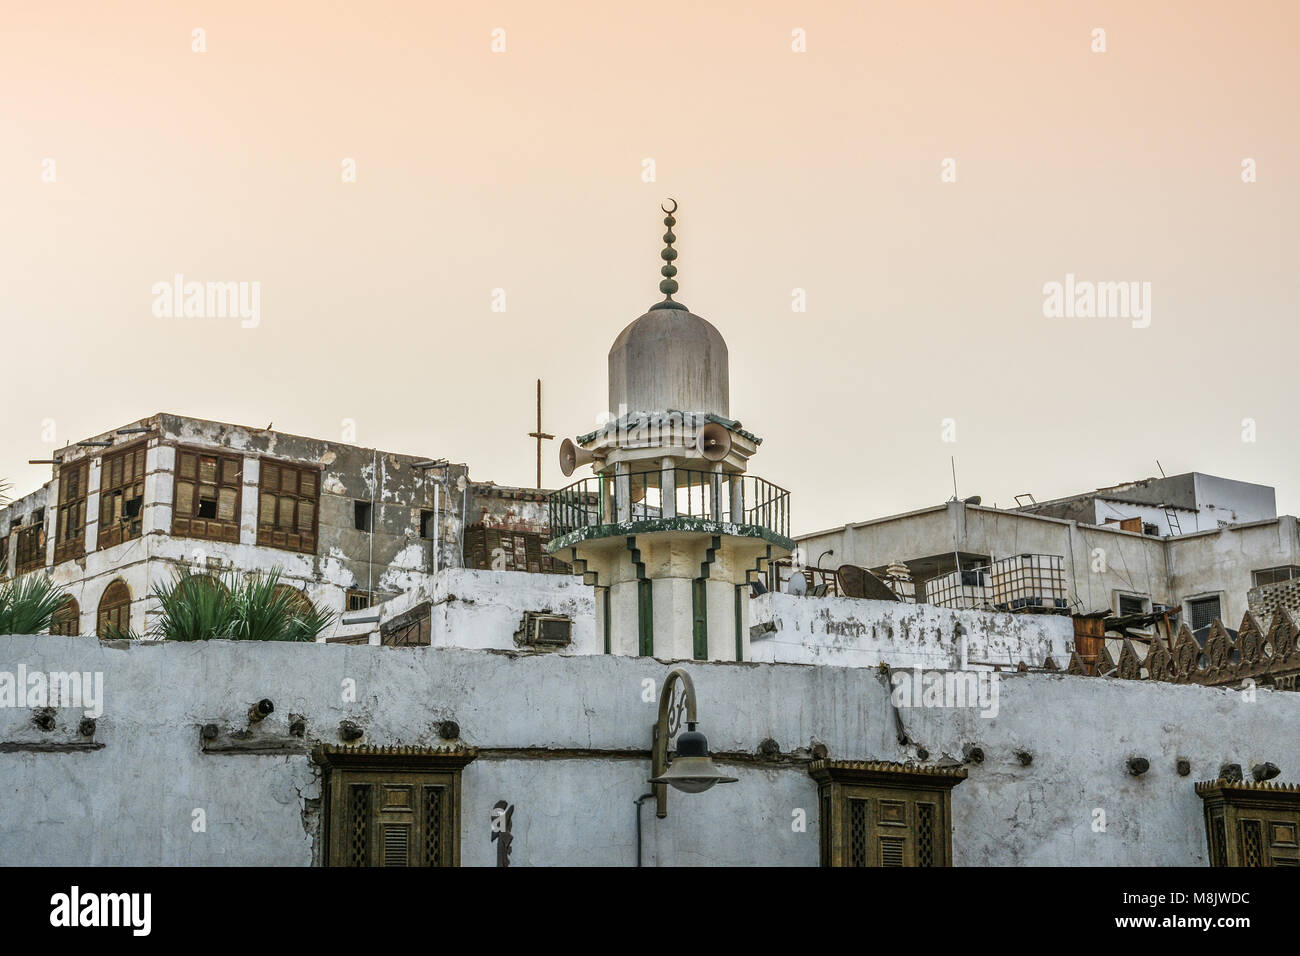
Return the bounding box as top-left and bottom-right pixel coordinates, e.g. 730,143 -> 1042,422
2,0 -> 1296,533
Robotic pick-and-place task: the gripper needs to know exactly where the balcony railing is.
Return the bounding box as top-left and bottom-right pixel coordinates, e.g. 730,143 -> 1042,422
548,468 -> 791,545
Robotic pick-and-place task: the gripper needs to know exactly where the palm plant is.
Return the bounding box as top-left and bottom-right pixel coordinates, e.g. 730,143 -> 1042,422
0,575 -> 68,635
150,567 -> 335,642
149,571 -> 237,642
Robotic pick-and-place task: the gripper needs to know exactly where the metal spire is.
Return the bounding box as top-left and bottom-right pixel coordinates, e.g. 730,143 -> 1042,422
650,198 -> 688,311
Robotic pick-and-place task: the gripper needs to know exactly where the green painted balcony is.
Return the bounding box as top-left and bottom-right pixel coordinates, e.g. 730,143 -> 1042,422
546,467 -> 793,552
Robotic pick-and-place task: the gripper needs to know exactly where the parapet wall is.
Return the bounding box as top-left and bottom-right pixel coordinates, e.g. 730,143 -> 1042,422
1,634 -> 1294,866
749,592 -> 1073,670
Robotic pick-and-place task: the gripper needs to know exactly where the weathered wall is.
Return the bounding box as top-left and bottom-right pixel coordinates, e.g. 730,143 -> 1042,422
430,569 -> 597,654
749,592 -> 1073,670
2,634 -> 1295,866
1,414 -> 550,640
799,501 -> 1300,625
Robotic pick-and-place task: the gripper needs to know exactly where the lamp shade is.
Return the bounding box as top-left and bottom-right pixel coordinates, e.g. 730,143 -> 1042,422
649,726 -> 738,793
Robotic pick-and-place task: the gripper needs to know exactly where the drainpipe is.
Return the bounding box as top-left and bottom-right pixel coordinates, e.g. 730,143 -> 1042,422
368,448 -> 377,602
634,792 -> 655,867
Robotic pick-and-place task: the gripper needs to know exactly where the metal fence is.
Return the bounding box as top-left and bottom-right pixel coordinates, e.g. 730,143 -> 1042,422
548,468 -> 790,540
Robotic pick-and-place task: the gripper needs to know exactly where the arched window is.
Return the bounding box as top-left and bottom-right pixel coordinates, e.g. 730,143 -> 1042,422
51,597 -> 80,636
273,584 -> 315,617
97,580 -> 132,636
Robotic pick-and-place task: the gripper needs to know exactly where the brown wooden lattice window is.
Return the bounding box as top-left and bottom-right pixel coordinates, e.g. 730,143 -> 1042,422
810,760 -> 966,867
98,444 -> 147,551
0,534 -> 8,578
50,597 -> 80,636
173,448 -> 242,543
97,580 -> 131,636
315,746 -> 475,867
54,462 -> 88,564
1197,778 -> 1300,867
14,520 -> 45,576
257,460 -> 319,554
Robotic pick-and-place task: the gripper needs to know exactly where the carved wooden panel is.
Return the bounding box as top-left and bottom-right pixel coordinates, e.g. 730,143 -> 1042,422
1197,779 -> 1300,867
810,760 -> 965,867
316,746 -> 474,867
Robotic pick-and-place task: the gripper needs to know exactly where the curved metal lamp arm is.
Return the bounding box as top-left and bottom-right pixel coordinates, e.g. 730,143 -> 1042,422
651,668 -> 698,819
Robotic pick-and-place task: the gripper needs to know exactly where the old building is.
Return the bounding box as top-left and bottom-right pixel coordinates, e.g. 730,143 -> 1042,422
0,413 -> 571,644
796,479 -> 1299,635
2,204 -> 1298,869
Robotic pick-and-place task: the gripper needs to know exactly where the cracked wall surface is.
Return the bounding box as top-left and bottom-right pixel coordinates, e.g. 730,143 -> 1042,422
2,634 -> 1296,866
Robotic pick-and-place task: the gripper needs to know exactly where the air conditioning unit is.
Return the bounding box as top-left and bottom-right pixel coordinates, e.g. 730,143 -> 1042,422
523,612 -> 572,648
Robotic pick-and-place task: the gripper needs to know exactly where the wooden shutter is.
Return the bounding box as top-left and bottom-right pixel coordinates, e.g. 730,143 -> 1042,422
318,748 -> 472,867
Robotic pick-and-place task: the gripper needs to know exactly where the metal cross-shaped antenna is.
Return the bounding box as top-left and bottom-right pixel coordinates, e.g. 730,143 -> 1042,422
527,379 -> 554,489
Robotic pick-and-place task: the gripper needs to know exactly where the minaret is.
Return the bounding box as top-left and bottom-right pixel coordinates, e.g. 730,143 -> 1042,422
547,201 -> 792,661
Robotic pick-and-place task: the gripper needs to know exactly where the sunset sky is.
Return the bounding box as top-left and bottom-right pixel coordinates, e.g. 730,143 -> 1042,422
2,0 -> 1296,534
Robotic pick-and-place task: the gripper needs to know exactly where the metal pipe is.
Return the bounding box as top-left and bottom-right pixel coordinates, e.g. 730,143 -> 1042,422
634,792 -> 654,867
367,448 -> 377,603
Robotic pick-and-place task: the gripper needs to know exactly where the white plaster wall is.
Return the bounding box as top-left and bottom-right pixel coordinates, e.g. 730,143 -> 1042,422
749,592 -> 1073,671
430,568 -> 598,655
1,635 -> 1296,866
1193,474 -> 1276,527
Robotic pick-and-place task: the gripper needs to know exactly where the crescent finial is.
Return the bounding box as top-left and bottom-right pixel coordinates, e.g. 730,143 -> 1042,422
650,200 -> 686,310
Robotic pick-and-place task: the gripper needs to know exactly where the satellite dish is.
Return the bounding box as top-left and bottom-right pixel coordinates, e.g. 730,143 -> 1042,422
787,572 -> 807,596
837,564 -> 900,601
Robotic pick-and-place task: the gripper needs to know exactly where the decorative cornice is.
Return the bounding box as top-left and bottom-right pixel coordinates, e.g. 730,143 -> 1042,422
1195,778 -> 1300,794
808,758 -> 969,788
312,744 -> 478,773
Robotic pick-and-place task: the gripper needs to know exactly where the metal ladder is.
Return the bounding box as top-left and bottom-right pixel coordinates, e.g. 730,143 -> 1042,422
1162,504 -> 1182,536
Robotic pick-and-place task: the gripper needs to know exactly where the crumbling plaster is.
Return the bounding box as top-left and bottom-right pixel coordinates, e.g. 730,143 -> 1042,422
2,635 -> 1294,866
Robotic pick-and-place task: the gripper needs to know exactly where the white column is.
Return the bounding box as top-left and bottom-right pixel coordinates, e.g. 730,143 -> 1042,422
661,457 -> 676,518
730,475 -> 744,524
615,461 -> 630,523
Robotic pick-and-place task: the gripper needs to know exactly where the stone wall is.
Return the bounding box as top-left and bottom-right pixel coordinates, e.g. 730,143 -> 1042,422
749,591 -> 1073,670
2,634 -> 1294,866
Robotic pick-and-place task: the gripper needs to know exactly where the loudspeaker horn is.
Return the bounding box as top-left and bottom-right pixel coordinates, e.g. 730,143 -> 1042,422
559,438 -> 597,477
695,422 -> 732,462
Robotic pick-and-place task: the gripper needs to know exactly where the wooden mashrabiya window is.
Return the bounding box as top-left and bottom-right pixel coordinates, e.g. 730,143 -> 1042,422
54,460 -> 88,564
257,459 -> 320,554
809,759 -> 967,867
172,447 -> 243,543
97,442 -> 147,551
1197,778 -> 1300,867
14,521 -> 45,576
314,745 -> 476,867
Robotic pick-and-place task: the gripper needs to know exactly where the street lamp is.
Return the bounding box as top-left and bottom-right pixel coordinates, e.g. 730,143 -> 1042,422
647,668 -> 737,818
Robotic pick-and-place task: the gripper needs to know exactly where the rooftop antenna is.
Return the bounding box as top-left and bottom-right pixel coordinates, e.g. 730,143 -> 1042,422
527,379 -> 554,489
950,456 -> 959,501
1156,459 -> 1167,478
650,199 -> 687,312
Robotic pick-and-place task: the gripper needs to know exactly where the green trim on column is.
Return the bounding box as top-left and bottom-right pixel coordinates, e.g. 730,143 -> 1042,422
638,579 -> 654,656
602,586 -> 611,655
692,535 -> 721,661
692,578 -> 708,660
734,585 -> 744,662
627,536 -> 653,657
